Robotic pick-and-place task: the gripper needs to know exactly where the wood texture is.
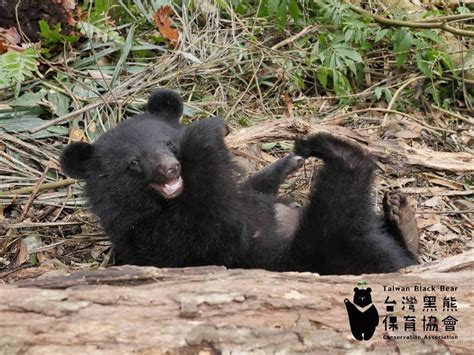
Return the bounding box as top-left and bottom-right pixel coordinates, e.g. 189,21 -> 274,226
1,250 -> 472,354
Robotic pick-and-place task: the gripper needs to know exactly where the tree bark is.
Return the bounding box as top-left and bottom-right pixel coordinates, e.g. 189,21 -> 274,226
0,250 -> 472,354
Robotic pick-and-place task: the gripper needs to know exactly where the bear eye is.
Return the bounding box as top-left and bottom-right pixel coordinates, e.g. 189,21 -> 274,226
129,159 -> 140,170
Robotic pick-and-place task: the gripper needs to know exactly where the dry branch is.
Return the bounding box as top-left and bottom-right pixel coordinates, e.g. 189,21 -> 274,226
345,2 -> 474,38
0,250 -> 472,353
226,118 -> 474,174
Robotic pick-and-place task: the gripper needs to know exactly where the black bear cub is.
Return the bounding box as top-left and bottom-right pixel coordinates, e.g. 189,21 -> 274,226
345,288 -> 379,340
60,89 -> 417,274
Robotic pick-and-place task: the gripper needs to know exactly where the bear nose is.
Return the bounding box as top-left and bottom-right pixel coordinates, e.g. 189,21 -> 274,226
164,162 -> 181,177
160,159 -> 181,179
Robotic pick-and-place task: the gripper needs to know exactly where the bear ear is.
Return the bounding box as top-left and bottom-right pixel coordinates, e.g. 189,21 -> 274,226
146,89 -> 183,125
354,287 -> 359,292
60,142 -> 95,179
367,287 -> 372,292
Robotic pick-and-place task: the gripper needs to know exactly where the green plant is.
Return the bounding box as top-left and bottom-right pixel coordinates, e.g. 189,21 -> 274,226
0,48 -> 40,96
39,20 -> 79,46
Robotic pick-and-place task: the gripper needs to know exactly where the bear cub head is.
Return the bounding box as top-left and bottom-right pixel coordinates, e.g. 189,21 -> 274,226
60,89 -> 186,200
352,287 -> 373,307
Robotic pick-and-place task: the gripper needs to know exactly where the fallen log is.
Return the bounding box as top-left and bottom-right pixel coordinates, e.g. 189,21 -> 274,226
0,250 -> 472,353
226,118 -> 474,174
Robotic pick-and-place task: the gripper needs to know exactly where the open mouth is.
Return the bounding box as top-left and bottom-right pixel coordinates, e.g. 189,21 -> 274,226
149,176 -> 184,199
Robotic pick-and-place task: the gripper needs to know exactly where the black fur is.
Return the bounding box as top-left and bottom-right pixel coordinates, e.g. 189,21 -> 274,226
60,89 -> 417,274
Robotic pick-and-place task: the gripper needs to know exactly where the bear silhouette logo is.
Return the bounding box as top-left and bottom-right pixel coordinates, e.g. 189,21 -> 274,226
345,287 -> 379,341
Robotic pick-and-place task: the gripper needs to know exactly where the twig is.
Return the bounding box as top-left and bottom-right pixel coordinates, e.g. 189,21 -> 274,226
271,25 -> 323,50
4,222 -> 86,229
322,107 -> 456,134
430,104 -> 474,125
382,75 -> 426,126
416,209 -> 474,214
0,179 -> 77,197
419,14 -> 474,23
28,101 -> 105,134
18,166 -> 49,221
346,2 -> 474,38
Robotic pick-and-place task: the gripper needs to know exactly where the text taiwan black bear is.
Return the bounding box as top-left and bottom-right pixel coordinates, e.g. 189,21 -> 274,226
345,287 -> 379,340
60,89 -> 416,274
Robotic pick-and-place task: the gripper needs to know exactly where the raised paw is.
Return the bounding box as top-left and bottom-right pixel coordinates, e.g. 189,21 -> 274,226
283,154 -> 304,175
383,193 -> 420,256
208,116 -> 230,137
294,132 -> 371,167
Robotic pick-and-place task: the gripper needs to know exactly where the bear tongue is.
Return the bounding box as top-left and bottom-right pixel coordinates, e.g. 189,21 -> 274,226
150,177 -> 183,198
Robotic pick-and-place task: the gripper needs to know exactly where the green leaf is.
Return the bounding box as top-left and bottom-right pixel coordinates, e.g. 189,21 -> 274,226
317,67 -> 329,88
383,88 -> 393,103
375,29 -> 389,42
438,52 -> 454,72
288,0 -> 301,21
332,70 -> 352,96
262,142 -> 277,151
337,47 -> 363,62
39,20 -> 63,44
0,115 -> 59,139
374,86 -> 382,100
47,91 -> 70,117
94,0 -> 110,17
111,25 -> 135,87
267,0 -> 280,14
393,29 -> 413,68
277,0 -> 287,29
10,91 -> 46,107
415,50 -> 432,77
39,20 -> 79,45
0,48 -> 39,96
344,29 -> 354,43
417,29 -> 442,43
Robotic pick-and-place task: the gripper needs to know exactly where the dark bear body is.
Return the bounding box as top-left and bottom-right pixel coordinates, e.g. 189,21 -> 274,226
345,287 -> 379,340
60,89 -> 417,274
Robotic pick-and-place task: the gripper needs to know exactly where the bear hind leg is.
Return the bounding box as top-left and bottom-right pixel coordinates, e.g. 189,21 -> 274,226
289,133 -> 378,273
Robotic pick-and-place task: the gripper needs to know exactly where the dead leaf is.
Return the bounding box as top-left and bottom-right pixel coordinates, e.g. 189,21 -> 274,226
70,127 -> 87,142
453,199 -> 474,210
427,177 -> 462,189
261,151 -> 276,163
87,69 -> 112,80
423,196 -> 443,208
417,213 -> 441,229
426,222 -> 448,233
59,0 -> 76,11
88,121 -> 97,134
58,0 -> 77,26
283,92 -> 293,118
394,130 -> 420,139
436,233 -> 459,242
41,159 -> 61,170
13,240 -> 28,267
0,27 -> 21,45
0,27 -> 21,52
153,6 -> 179,47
